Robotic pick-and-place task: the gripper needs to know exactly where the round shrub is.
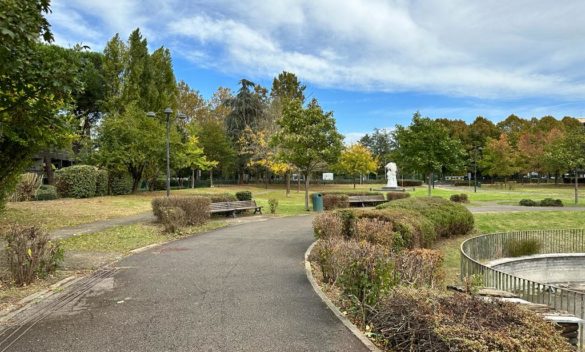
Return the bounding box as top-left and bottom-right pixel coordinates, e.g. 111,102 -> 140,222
152,196 -> 211,226
35,185 -> 59,201
355,217 -> 397,249
377,197 -> 474,238
55,165 -> 98,198
235,191 -> 252,201
519,199 -> 537,207
449,193 -> 469,203
539,198 -> 563,207
109,172 -> 133,195
159,206 -> 187,233
95,169 -> 108,196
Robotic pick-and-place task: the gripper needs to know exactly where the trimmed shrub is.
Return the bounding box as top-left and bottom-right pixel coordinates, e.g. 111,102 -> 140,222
4,225 -> 63,286
55,165 -> 98,198
152,196 -> 211,226
355,217 -> 397,249
395,249 -> 444,288
309,237 -> 347,284
95,169 -> 108,196
35,185 -> 59,201
11,173 -> 43,201
398,179 -> 423,187
323,194 -> 349,210
109,172 -> 133,195
313,212 -> 345,239
159,206 -> 187,233
519,199 -> 537,206
540,198 -> 563,207
506,238 -> 542,257
352,208 -> 437,249
268,199 -> 278,214
377,197 -> 474,238
235,191 -> 252,201
369,287 -> 573,352
449,193 -> 469,203
386,192 -> 410,202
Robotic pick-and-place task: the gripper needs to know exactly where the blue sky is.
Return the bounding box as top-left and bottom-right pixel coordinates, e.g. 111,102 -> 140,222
47,0 -> 585,143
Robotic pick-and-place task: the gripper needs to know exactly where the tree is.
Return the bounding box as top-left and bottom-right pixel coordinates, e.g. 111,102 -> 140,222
469,116 -> 500,149
196,120 -> 236,177
0,0 -> 81,211
394,113 -> 465,196
497,114 -> 529,146
178,135 -> 217,188
271,71 -> 306,103
480,134 -> 521,183
359,128 -> 394,176
273,99 -> 344,210
545,128 -> 585,203
337,144 -> 378,188
225,79 -> 268,182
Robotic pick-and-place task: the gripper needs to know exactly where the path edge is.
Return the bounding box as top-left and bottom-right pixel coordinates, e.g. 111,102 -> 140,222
304,241 -> 382,352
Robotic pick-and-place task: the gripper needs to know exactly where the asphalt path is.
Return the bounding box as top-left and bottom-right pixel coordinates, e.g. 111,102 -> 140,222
2,216 -> 368,352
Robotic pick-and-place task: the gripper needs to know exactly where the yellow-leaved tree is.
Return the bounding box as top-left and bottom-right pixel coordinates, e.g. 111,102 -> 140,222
337,144 -> 378,189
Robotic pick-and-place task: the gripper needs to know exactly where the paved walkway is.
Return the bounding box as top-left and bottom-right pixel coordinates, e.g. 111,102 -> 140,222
49,212 -> 155,240
1,216 -> 368,352
466,203 -> 585,213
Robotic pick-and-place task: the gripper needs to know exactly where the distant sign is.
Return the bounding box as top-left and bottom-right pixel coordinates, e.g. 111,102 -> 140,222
323,173 -> 334,181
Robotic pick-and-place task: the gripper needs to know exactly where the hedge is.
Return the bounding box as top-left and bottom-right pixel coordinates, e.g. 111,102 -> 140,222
399,179 -> 423,187
55,165 -> 98,198
387,192 -> 410,201
235,191 -> 252,201
323,194 -> 349,210
35,185 -> 59,201
95,169 -> 109,196
109,172 -> 133,195
377,197 -> 474,238
152,196 -> 211,226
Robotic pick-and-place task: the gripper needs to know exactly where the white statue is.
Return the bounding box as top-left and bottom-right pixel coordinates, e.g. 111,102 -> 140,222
385,162 -> 398,188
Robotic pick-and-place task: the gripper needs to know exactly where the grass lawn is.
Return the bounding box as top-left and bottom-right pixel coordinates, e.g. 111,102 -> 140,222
437,210 -> 585,285
61,220 -> 228,254
4,182 -> 585,231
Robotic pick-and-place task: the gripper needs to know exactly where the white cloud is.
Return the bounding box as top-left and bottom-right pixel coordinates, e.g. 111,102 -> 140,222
47,0 -> 585,100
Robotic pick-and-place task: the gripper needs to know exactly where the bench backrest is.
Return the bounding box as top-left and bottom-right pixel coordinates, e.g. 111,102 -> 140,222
210,202 -> 233,211
210,200 -> 257,210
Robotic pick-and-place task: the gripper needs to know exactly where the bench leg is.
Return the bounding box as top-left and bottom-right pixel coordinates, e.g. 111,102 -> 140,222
232,210 -> 236,218
255,207 -> 262,215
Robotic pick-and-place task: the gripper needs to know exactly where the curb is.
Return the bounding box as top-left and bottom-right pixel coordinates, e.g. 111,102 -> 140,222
304,241 -> 382,352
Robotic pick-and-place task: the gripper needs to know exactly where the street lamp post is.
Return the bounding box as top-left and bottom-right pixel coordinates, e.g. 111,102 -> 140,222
163,108 -> 172,197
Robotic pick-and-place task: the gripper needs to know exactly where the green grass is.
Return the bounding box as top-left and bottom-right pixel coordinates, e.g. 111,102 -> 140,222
61,221 -> 227,254
436,210 -> 585,284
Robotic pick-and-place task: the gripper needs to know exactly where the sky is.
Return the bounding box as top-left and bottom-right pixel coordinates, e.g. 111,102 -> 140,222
47,0 -> 585,143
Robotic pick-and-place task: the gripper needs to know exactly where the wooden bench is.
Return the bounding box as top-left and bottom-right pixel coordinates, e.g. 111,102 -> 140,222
210,200 -> 263,217
348,194 -> 387,207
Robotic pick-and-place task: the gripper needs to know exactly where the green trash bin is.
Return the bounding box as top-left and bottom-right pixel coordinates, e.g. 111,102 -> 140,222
312,193 -> 324,212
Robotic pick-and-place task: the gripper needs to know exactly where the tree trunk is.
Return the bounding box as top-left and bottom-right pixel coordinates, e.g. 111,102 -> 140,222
427,172 -> 432,196
265,171 -> 269,189
304,173 -> 310,211
191,168 -> 195,189
210,170 -> 214,188
43,154 -> 54,185
285,172 -> 291,197
297,174 -> 301,193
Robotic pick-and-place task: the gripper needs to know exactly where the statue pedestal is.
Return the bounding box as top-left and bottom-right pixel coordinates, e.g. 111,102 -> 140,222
375,186 -> 406,192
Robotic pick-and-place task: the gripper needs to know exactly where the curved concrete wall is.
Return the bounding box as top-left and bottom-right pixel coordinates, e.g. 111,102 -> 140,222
488,254 -> 585,284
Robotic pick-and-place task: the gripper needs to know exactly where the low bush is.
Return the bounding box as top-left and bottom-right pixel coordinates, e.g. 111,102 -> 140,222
55,165 -> 98,198
398,179 -> 423,187
11,173 -> 43,201
506,238 -> 542,257
519,199 -> 537,206
35,185 -> 59,201
159,206 -> 187,233
152,196 -> 211,226
540,198 -> 563,207
386,192 -> 410,201
109,172 -> 133,195
355,217 -> 397,249
235,191 -> 252,201
196,193 -> 238,203
309,237 -> 347,284
378,197 -> 474,238
3,225 -> 64,286
95,169 -> 108,196
369,287 -> 573,352
313,212 -> 345,239
268,199 -> 278,214
395,249 -> 444,288
323,194 -> 349,210
352,208 -> 437,249
449,193 -> 469,203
